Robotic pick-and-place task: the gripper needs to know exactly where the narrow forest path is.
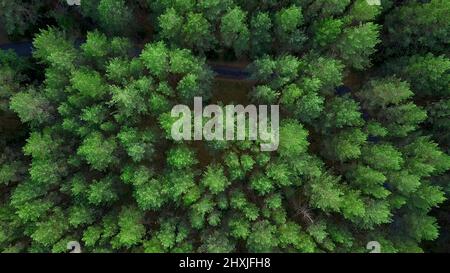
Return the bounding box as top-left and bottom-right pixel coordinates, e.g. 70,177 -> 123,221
1,41 -> 254,80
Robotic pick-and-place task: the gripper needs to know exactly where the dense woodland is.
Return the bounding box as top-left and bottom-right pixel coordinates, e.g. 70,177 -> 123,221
0,0 -> 449,253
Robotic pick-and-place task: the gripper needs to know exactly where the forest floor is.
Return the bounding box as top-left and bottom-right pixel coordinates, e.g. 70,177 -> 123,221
0,25 -> 10,44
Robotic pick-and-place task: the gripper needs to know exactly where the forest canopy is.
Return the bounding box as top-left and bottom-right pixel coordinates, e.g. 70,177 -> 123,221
0,0 -> 449,253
